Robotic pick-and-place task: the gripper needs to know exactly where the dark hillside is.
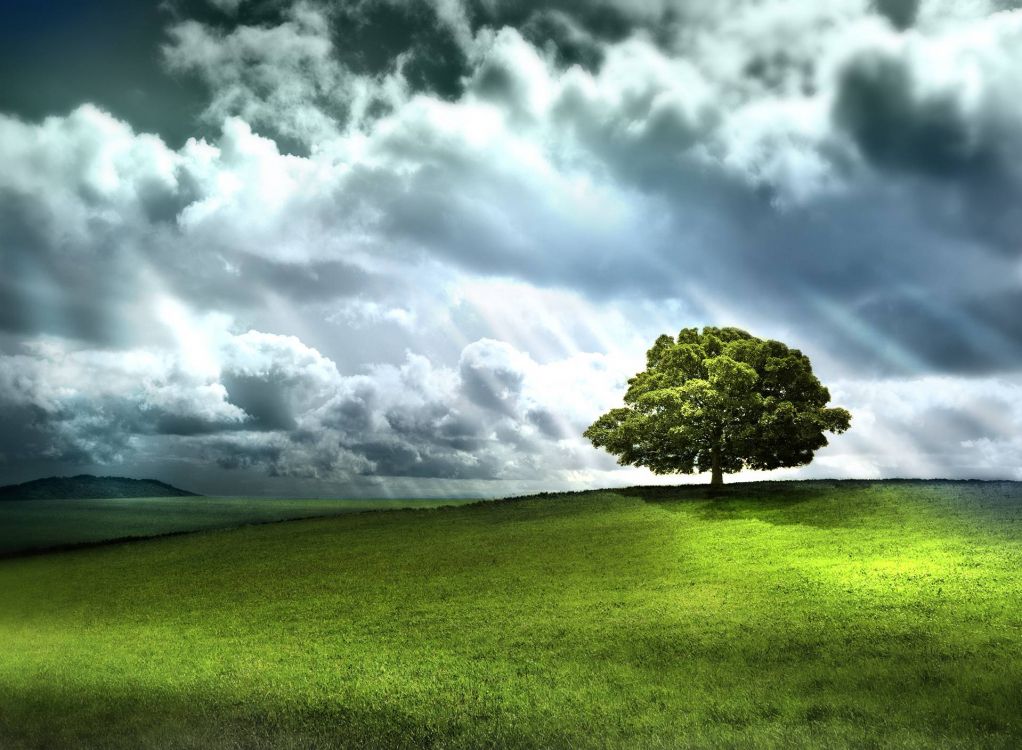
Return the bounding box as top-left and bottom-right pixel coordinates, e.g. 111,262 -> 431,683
0,475 -> 198,500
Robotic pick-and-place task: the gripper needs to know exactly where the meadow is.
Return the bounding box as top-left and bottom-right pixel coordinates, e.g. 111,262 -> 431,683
2,480 -> 1021,748
0,497 -> 473,556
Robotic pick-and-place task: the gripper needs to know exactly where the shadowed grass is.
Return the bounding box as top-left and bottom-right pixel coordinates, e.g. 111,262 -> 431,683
2,481 -> 1021,748
0,497 -> 474,556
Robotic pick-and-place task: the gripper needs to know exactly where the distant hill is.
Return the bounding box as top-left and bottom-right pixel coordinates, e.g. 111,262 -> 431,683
0,475 -> 199,501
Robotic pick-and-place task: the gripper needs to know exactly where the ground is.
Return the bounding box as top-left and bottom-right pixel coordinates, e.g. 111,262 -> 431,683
1,481 -> 1021,748
0,497 -> 472,556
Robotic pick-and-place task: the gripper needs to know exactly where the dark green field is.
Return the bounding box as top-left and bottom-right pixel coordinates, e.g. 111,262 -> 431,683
0,497 -> 473,556
2,481 -> 1022,748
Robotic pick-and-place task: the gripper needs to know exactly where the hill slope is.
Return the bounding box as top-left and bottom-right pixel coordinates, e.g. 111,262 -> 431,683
0,474 -> 198,500
2,480 -> 1022,748
0,496 -> 478,556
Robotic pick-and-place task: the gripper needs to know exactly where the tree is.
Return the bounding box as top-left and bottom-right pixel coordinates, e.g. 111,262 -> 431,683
584,327 -> 851,486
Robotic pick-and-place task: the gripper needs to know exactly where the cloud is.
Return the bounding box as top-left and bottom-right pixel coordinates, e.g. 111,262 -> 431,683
0,106 -> 383,347
0,104 -> 181,233
163,3 -> 354,148
828,13 -> 1022,252
831,14 -> 1022,182
0,337 -> 246,466
5,0 -> 1022,490
458,338 -> 529,414
0,316 -> 629,485
822,375 -> 1022,479
296,338 -> 629,481
874,0 -> 920,30
9,9 -> 1020,352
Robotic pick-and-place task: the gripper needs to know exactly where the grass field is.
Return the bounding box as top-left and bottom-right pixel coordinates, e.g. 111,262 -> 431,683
2,480 -> 1022,748
0,497 -> 474,556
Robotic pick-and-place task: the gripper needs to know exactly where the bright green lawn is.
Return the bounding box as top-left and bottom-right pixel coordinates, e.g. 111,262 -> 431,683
2,481 -> 1022,748
0,497 -> 473,556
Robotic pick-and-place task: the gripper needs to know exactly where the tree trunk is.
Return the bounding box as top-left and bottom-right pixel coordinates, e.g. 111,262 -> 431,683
710,445 -> 723,486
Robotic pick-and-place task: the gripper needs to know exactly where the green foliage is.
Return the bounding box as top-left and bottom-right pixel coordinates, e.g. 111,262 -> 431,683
585,327 -> 851,483
2,481 -> 1022,748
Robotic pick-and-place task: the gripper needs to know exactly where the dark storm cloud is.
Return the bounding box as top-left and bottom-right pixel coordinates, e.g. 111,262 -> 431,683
221,373 -> 298,430
0,389 -> 238,470
299,343 -> 548,480
676,182 -> 1022,376
527,408 -> 568,440
212,440 -> 285,471
518,11 -> 608,71
465,0 -> 633,37
323,0 -> 634,97
350,438 -> 501,480
459,345 -> 525,415
850,288 -> 1022,374
829,33 -> 1022,256
874,0 -> 921,30
833,48 -> 1000,179
200,339 -> 607,482
0,336 -> 271,472
329,1 -> 468,100
0,328 -> 608,485
0,404 -> 92,465
177,256 -> 380,310
0,190 -> 171,347
153,0 -> 695,149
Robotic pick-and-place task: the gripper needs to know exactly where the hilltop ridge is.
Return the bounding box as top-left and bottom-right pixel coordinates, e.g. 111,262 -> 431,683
0,475 -> 198,501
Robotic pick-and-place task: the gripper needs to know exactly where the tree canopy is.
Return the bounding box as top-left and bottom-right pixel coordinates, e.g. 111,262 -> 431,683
584,327 -> 851,485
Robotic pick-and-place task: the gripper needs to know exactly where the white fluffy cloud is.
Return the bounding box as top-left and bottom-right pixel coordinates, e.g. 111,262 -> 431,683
819,376 -> 1022,479
164,3 -> 357,146
0,308 -> 633,488
0,104 -> 180,234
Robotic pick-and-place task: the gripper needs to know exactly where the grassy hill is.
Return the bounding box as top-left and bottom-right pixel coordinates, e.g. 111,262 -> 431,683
0,475 -> 197,501
0,496 -> 477,557
2,480 -> 1021,748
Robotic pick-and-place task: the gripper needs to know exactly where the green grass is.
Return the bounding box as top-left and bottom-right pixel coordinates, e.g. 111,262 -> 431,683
2,480 -> 1022,748
0,497 -> 474,556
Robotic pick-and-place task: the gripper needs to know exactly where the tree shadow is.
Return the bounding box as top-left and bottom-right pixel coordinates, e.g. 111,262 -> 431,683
0,678 -> 568,750
619,480 -> 879,529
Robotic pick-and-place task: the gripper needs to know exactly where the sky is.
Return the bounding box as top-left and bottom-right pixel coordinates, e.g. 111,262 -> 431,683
2,0 -> 1022,497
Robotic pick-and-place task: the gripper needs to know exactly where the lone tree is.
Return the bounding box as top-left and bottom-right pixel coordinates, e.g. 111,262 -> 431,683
584,327 -> 851,486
